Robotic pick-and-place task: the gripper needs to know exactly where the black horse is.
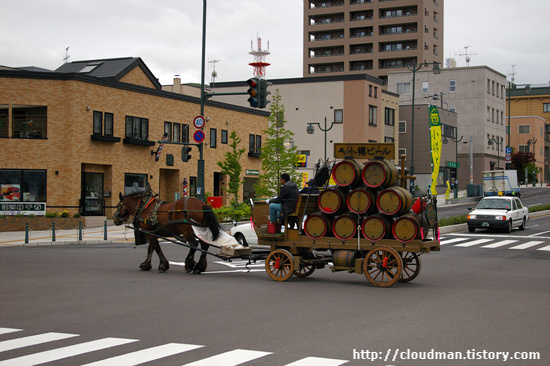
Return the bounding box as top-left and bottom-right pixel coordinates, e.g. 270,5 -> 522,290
113,189 -> 221,274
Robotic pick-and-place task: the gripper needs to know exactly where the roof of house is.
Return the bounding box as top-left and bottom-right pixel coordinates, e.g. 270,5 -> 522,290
54,57 -> 162,89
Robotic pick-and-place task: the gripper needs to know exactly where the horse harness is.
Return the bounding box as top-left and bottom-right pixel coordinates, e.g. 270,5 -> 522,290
134,193 -> 206,228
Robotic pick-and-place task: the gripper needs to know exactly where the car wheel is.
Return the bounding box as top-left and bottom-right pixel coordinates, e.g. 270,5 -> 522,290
505,220 -> 512,233
519,217 -> 526,230
234,233 -> 248,247
468,226 -> 475,233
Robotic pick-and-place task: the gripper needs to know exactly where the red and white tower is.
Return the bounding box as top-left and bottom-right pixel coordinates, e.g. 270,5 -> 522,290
249,35 -> 270,79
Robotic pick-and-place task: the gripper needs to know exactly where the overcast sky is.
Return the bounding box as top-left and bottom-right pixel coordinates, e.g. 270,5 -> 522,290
2,0 -> 548,86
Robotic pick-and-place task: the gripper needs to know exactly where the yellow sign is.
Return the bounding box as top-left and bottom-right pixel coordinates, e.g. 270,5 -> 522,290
295,154 -> 307,167
334,143 -> 395,159
429,106 -> 442,196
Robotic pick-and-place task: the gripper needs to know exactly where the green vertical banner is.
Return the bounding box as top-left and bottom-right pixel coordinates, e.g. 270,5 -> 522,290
429,105 -> 442,196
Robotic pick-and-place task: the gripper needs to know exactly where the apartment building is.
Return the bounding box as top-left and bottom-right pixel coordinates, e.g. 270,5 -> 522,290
388,65 -> 507,186
195,74 -> 400,181
507,86 -> 550,182
303,0 -> 444,83
0,58 -> 269,217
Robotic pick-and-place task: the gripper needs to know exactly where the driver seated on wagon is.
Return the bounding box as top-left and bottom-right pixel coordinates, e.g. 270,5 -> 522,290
266,173 -> 299,225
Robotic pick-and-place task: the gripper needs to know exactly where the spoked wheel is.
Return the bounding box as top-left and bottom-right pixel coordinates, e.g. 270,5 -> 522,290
399,252 -> 421,283
363,246 -> 403,287
265,249 -> 294,282
293,263 -> 316,278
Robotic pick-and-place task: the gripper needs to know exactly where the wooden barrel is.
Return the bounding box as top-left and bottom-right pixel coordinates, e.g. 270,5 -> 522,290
392,213 -> 421,242
361,214 -> 392,242
332,159 -> 363,188
332,213 -> 358,241
303,212 -> 333,240
376,186 -> 413,216
317,186 -> 347,215
362,159 -> 398,188
346,185 -> 376,214
332,250 -> 356,267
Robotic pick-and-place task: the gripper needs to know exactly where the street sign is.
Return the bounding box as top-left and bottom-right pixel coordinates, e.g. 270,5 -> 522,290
193,115 -> 206,129
505,147 -> 512,154
506,154 -> 511,162
193,129 -> 205,143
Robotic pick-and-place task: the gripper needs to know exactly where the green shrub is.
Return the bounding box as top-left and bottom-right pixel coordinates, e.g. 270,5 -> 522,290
73,212 -> 81,218
60,210 -> 69,218
45,211 -> 58,218
214,202 -> 251,222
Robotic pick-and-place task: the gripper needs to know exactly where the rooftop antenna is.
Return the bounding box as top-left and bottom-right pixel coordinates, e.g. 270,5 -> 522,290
249,34 -> 270,78
208,57 -> 221,85
457,46 -> 476,67
63,47 -> 70,63
509,64 -> 517,84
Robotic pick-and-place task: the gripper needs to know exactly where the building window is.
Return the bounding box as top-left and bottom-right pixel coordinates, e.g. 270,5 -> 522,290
384,107 -> 395,126
0,106 -> 7,138
12,106 -> 47,139
519,125 -> 530,134
397,82 -> 411,94
182,124 -> 189,143
398,120 -> 406,133
384,137 -> 394,142
210,128 -> 217,148
249,134 -> 261,156
487,79 -> 491,94
518,145 -> 529,153
368,105 -> 377,126
0,169 -> 47,202
93,111 -> 114,136
221,130 -> 228,144
422,81 -> 429,94
450,107 -> 456,113
398,148 -> 406,157
125,116 -> 149,139
124,173 -> 148,195
173,123 -> 181,142
449,80 -> 456,92
164,122 -> 172,141
334,109 -> 343,123
543,103 -> 550,112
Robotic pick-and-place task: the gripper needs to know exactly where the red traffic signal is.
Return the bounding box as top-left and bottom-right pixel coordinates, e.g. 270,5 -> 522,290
246,78 -> 260,108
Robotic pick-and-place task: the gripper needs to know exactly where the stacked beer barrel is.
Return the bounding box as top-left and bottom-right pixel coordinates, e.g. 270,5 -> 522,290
303,158 -> 424,243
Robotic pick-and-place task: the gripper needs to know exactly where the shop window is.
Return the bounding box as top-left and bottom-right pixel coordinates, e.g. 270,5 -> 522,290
0,169 -> 46,202
124,173 -> 148,195
12,106 -> 47,139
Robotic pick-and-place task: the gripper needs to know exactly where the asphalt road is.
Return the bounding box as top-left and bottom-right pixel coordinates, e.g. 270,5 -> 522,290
1,217 -> 549,366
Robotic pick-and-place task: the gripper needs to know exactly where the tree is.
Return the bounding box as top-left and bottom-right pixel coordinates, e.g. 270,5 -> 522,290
216,131 -> 245,205
510,151 -> 539,183
255,89 -> 300,198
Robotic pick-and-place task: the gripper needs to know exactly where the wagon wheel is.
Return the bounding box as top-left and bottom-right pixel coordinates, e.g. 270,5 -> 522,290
265,249 -> 294,282
293,263 -> 316,278
363,246 -> 403,287
398,252 -> 421,283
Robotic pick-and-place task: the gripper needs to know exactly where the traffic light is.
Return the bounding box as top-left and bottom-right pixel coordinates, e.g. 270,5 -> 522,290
181,146 -> 192,162
258,79 -> 272,109
246,77 -> 260,108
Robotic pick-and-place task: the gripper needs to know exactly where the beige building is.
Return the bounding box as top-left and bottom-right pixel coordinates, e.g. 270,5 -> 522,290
202,74 -> 400,181
303,0 -> 444,84
388,65 -> 507,186
0,58 -> 269,217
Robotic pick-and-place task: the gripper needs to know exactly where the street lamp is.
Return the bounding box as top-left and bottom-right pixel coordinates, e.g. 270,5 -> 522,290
405,60 -> 441,191
488,136 -> 504,170
307,116 -> 335,162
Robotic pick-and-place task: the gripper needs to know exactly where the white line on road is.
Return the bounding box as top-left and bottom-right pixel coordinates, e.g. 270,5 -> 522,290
0,328 -> 21,335
537,245 -> 550,251
0,337 -> 138,366
439,237 -> 469,245
481,240 -> 518,248
509,241 -> 544,250
0,332 -> 78,352
455,239 -> 493,247
285,356 -> 349,366
82,343 -> 204,366
181,349 -> 272,366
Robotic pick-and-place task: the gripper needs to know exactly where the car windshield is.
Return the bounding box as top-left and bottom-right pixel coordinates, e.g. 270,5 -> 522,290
477,198 -> 511,210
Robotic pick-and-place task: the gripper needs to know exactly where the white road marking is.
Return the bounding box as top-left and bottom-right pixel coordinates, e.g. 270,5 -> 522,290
509,241 -> 544,250
481,240 -> 518,248
181,349 -> 272,366
0,337 -> 138,366
285,356 -> 349,366
455,238 -> 493,247
0,328 -> 21,335
82,343 -> 204,366
0,332 -> 78,352
439,237 -> 469,245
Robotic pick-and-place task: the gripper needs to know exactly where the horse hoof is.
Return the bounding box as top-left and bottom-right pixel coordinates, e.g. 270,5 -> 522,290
139,263 -> 152,271
192,269 -> 202,274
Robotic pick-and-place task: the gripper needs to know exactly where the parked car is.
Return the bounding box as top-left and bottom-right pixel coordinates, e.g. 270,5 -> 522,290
467,196 -> 529,233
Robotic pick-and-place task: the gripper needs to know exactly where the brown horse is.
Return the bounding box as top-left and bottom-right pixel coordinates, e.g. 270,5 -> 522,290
113,188 -> 221,274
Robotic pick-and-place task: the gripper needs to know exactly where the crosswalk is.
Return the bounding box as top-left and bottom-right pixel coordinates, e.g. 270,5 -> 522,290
440,235 -> 550,251
0,327 -> 348,366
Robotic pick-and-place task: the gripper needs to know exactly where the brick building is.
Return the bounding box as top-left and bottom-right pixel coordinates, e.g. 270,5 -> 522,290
0,57 -> 269,217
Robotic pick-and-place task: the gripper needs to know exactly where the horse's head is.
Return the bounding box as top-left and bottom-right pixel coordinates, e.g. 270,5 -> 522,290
113,192 -> 137,225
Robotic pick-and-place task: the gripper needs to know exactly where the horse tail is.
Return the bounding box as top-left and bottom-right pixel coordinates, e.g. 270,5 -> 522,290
202,205 -> 221,241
